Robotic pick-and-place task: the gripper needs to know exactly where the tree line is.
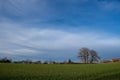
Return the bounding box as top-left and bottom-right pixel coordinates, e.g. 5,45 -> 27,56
0,57 -> 12,63
0,47 -> 100,64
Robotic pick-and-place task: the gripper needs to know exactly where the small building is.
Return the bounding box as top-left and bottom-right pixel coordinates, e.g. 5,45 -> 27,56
111,58 -> 120,62
100,60 -> 111,63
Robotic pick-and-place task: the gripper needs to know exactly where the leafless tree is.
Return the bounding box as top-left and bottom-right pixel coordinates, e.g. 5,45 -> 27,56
78,47 -> 90,63
90,50 -> 100,63
78,48 -> 100,64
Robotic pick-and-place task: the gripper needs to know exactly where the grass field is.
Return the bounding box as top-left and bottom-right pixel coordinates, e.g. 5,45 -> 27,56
0,63 -> 120,80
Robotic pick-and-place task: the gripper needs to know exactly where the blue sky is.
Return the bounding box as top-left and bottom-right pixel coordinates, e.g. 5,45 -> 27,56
0,0 -> 120,61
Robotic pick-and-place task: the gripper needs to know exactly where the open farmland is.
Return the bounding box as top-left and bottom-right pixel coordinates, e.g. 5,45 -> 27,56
0,63 -> 120,80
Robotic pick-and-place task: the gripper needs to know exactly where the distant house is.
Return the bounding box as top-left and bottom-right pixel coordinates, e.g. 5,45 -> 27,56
34,61 -> 41,64
100,60 -> 111,63
111,58 -> 120,62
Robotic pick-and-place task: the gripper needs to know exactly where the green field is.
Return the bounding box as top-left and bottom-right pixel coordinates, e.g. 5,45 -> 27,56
0,63 -> 120,80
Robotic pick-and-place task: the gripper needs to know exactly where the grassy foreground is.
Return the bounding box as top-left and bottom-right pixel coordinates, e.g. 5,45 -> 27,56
0,63 -> 120,80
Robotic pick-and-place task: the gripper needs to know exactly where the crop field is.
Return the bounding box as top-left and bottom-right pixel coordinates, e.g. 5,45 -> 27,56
0,63 -> 120,80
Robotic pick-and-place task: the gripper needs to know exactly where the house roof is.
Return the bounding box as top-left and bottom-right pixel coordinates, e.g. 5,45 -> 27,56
111,58 -> 120,60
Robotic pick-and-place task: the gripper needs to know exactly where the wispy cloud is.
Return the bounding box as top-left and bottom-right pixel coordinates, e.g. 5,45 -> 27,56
0,0 -> 120,60
0,0 -> 57,21
97,0 -> 120,11
0,21 -> 120,60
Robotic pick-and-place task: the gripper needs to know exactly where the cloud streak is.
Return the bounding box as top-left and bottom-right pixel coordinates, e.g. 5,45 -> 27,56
0,21 -> 120,60
1,0 -> 120,27
97,0 -> 120,11
0,0 -> 120,61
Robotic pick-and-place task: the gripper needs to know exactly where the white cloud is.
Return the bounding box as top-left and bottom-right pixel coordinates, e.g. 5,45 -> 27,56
0,22 -> 120,59
1,0 -> 120,60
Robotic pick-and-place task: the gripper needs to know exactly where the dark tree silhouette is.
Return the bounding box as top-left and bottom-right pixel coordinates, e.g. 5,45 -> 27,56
90,50 -> 100,63
68,59 -> 73,64
0,57 -> 12,63
78,48 -> 100,64
78,48 -> 89,63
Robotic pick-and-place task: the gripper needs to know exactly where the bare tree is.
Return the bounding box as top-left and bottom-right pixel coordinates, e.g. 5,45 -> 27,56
90,50 -> 100,63
78,48 -> 90,63
78,48 -> 100,64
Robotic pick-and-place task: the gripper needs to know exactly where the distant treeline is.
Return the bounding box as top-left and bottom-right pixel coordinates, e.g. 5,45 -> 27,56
0,47 -> 102,64
0,57 -> 12,63
0,57 -> 81,64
